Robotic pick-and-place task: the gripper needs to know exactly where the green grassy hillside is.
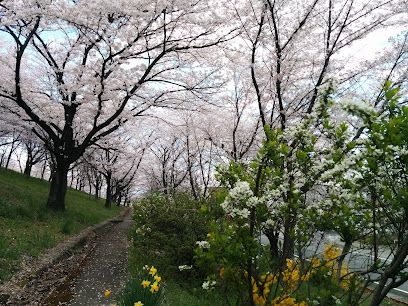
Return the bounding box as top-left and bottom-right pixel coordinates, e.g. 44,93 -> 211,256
0,167 -> 121,282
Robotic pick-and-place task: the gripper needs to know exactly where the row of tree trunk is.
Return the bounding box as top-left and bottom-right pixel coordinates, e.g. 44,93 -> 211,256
0,146 -> 131,209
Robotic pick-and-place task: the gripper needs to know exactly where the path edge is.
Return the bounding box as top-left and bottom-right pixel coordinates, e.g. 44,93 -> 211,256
0,207 -> 132,304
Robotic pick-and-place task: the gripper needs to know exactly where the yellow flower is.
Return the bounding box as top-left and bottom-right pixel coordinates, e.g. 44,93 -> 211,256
282,262 -> 301,291
134,302 -> 144,306
286,259 -> 295,270
149,266 -> 157,276
150,282 -> 159,293
263,272 -> 276,284
251,277 -> 259,294
323,244 -> 341,268
339,266 -> 352,289
141,280 -> 151,288
311,257 -> 321,269
262,280 -> 272,297
154,275 -> 162,282
252,283 -> 259,294
104,289 -> 111,298
253,292 -> 266,305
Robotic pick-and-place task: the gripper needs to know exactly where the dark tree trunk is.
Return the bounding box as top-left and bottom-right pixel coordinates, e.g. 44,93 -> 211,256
24,162 -> 32,176
124,195 -> 130,207
93,173 -> 101,200
117,194 -> 122,207
105,171 -> 112,208
5,147 -> 13,169
24,153 -> 33,176
281,185 -> 296,263
94,186 -> 100,199
0,153 -> 5,167
161,162 -> 168,195
281,216 -> 296,262
47,161 -> 69,210
337,238 -> 352,281
265,228 -> 280,260
369,236 -> 408,306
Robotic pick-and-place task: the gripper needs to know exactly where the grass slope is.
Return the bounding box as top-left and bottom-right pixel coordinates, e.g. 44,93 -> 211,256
0,167 -> 121,282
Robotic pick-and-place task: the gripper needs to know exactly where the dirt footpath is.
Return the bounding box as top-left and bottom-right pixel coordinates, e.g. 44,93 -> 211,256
0,211 -> 134,306
67,214 -> 134,306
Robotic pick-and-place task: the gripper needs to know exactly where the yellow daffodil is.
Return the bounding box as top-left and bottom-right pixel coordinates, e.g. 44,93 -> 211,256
104,289 -> 111,298
154,275 -> 162,282
150,282 -> 159,293
141,280 -> 151,288
149,266 -> 157,276
134,301 -> 144,306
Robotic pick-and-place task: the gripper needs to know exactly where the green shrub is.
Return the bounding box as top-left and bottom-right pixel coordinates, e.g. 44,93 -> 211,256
130,192 -> 210,280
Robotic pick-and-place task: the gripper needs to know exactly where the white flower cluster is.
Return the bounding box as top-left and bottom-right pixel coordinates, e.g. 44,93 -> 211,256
228,181 -> 253,201
178,265 -> 193,271
196,240 -> 210,249
261,218 -> 278,230
343,99 -> 375,115
202,280 -> 217,290
247,196 -> 260,208
320,155 -> 356,181
220,181 -> 261,220
388,145 -> 408,156
135,225 -> 151,236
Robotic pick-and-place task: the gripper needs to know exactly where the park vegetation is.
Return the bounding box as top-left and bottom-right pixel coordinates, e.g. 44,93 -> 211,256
1,0 -> 408,305
125,84 -> 408,306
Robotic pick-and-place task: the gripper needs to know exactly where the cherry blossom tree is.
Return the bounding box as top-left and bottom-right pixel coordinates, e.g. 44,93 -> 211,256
81,130 -> 148,207
238,0 -> 403,129
0,0 -> 237,210
146,135 -> 189,194
21,136 -> 47,176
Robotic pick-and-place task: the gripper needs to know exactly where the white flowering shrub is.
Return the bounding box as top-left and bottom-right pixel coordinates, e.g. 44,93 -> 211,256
220,181 -> 259,220
196,85 -> 366,305
342,82 -> 408,305
196,83 -> 408,306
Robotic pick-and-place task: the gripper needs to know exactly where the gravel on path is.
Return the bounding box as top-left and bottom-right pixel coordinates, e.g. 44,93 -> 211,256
66,213 -> 134,306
